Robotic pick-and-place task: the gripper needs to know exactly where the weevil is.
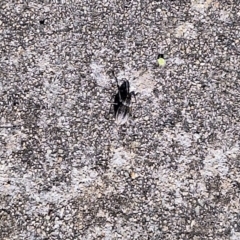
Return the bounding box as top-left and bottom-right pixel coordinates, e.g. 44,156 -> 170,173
110,71 -> 137,125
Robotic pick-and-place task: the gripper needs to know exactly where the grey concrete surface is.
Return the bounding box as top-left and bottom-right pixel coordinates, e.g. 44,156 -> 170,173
0,1 -> 240,239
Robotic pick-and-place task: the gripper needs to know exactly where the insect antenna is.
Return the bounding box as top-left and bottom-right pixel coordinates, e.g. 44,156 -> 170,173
111,71 -> 120,89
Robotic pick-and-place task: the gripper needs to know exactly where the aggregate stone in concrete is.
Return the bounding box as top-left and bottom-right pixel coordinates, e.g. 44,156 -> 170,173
0,1 -> 240,240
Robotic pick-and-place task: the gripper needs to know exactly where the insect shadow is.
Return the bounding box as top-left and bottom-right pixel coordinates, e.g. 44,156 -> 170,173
108,71 -> 138,125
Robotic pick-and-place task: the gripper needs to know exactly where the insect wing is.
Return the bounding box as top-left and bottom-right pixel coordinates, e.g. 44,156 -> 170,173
115,104 -> 129,125
113,94 -> 120,115
122,94 -> 132,107
119,80 -> 130,102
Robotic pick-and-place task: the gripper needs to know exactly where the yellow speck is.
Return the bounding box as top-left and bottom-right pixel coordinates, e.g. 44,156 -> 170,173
130,171 -> 138,179
158,57 -> 166,66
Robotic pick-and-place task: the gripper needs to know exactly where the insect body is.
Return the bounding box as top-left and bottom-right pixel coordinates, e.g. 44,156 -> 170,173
111,72 -> 136,125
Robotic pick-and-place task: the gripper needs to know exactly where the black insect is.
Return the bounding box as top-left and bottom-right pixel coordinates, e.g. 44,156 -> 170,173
110,72 -> 137,125
39,19 -> 45,25
157,53 -> 164,59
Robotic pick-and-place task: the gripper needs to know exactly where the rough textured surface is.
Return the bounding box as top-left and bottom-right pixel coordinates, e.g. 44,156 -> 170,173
0,1 -> 240,239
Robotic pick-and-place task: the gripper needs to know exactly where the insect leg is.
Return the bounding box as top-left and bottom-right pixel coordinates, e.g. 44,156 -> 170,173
112,71 -> 123,103
130,92 -> 142,119
104,95 -> 115,120
112,71 -> 120,89
130,91 -> 139,103
108,95 -> 116,114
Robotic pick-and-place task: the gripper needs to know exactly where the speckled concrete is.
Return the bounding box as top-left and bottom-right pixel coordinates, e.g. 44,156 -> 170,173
0,1 -> 240,239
